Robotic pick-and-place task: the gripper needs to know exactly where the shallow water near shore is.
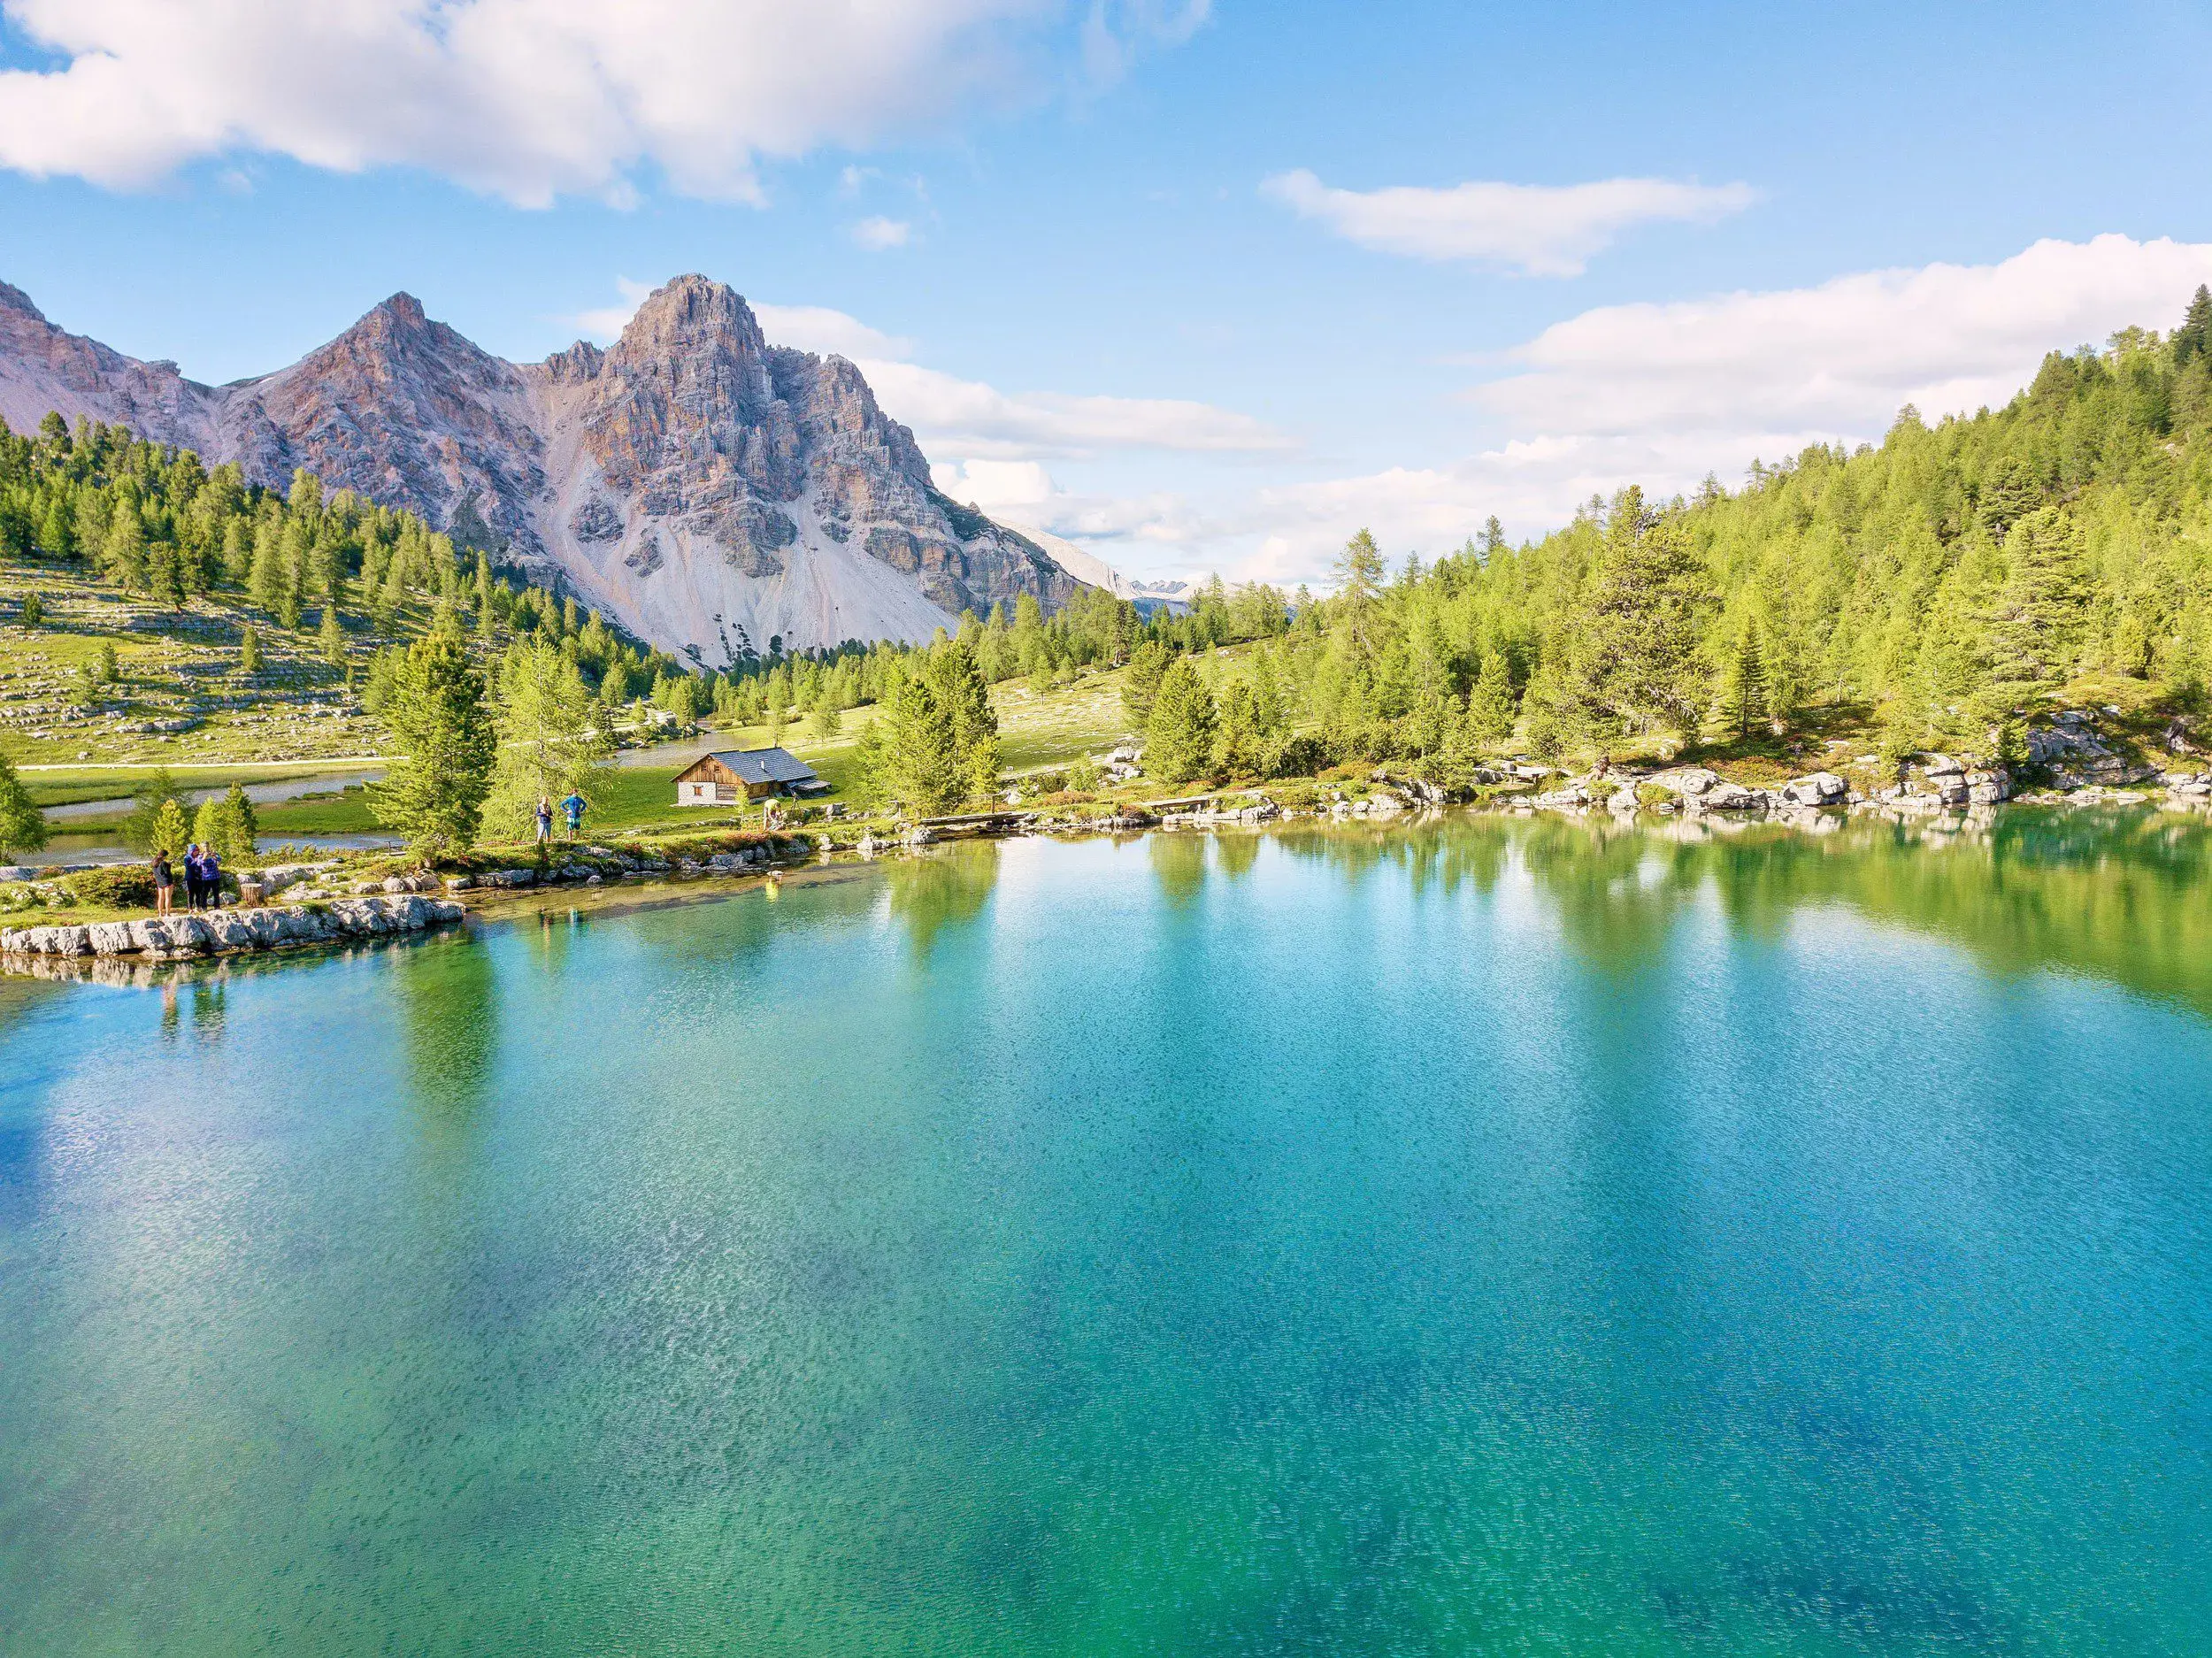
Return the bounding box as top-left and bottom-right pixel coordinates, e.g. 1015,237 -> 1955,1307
3,810 -> 2209,1655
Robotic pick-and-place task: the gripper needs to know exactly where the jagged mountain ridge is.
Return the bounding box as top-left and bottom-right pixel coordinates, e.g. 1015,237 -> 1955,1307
0,275 -> 1082,659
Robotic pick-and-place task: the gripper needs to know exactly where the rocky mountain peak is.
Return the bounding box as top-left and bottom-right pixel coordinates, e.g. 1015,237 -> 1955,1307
377,292 -> 428,326
612,274 -> 766,363
0,272 -> 1086,658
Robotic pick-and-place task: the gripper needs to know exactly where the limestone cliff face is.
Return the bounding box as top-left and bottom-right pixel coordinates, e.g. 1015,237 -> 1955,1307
535,276 -> 1073,656
0,275 -> 1082,660
0,281 -> 219,452
219,294 -> 549,562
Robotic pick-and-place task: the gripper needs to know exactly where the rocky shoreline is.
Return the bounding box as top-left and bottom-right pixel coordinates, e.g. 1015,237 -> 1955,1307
1,893 -> 467,966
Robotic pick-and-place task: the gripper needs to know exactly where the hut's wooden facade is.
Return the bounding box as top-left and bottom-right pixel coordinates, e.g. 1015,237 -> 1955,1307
674,748 -> 826,806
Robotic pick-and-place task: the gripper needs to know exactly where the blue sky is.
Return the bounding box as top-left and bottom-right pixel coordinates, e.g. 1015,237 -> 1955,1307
4,0 -> 2211,586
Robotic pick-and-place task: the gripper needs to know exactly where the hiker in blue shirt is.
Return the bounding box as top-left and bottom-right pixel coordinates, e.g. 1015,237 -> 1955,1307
559,792 -> 587,841
200,846 -> 222,910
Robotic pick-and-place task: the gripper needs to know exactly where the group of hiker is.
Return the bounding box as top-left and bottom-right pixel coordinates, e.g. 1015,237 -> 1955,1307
149,842 -> 227,915
137,792 -> 590,914
534,792 -> 589,845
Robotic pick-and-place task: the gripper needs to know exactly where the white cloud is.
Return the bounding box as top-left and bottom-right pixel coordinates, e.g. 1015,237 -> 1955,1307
1079,0 -> 1210,87
1219,234 -> 2212,586
1261,169 -> 1758,277
1483,233 -> 2212,438
850,215 -> 913,251
861,359 -> 1294,459
0,0 -> 1167,205
933,458 -> 1193,541
753,303 -> 915,362
566,275 -> 656,342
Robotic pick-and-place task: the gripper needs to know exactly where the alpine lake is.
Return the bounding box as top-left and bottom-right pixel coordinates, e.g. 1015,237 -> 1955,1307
3,806 -> 2208,1656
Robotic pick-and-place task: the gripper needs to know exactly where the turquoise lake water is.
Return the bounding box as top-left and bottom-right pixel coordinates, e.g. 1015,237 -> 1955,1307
3,814 -> 2209,1654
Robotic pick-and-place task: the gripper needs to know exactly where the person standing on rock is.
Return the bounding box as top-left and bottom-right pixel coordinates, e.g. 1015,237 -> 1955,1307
182,844 -> 204,911
560,791 -> 586,842
535,796 -> 553,846
201,845 -> 222,910
151,849 -> 175,916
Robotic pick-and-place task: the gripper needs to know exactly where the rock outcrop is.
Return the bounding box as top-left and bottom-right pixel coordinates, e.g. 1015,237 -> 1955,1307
0,275 -> 1085,659
2,895 -> 466,962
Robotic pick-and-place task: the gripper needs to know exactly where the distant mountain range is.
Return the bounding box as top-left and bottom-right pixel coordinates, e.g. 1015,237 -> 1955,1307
0,274 -> 1110,661
992,521 -> 1194,616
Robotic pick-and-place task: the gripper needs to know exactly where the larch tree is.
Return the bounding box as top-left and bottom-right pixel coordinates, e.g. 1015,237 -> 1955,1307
0,748 -> 50,860
1122,639 -> 1171,730
1467,650 -> 1517,743
372,631 -> 497,858
1720,613 -> 1770,741
873,666 -> 964,815
1144,656 -> 1217,787
485,638 -> 613,841
1333,528 -> 1386,664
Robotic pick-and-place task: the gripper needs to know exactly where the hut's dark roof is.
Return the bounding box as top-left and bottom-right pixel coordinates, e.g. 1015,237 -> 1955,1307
692,747 -> 819,787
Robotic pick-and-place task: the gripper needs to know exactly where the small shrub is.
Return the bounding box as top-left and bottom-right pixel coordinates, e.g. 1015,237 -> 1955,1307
64,865 -> 155,909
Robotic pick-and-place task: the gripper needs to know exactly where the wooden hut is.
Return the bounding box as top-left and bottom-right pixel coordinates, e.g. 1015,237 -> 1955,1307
673,747 -> 826,806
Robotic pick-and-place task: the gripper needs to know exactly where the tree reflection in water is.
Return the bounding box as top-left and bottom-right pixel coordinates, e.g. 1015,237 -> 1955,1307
1269,805 -> 2212,1018
1148,833 -> 1210,908
390,932 -> 499,1150
886,841 -> 1002,957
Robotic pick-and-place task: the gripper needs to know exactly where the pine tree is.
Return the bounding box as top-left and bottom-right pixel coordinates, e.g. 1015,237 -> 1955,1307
123,767 -> 188,854
2176,285 -> 2212,372
38,494 -> 73,557
279,517 -> 312,603
1978,454 -> 2043,538
658,673 -> 701,730
0,748 -> 50,860
873,667 -> 964,814
214,781 -> 259,864
103,506 -> 147,590
1567,492 -> 1714,740
1721,613 -> 1770,740
191,794 -> 227,860
1215,679 -> 1263,777
485,639 -> 613,841
1122,640 -> 1171,729
371,633 -> 497,856
1333,528 -> 1386,663
239,624 -> 263,677
219,518 -> 250,582
318,604 -> 345,667
1145,656 -> 1217,787
1467,650 -> 1516,743
19,593 -> 43,628
149,538 -> 187,608
929,641 -> 1000,802
1987,505 -> 2091,691
148,798 -> 191,858
249,519 -> 287,614
0,498 -> 33,558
